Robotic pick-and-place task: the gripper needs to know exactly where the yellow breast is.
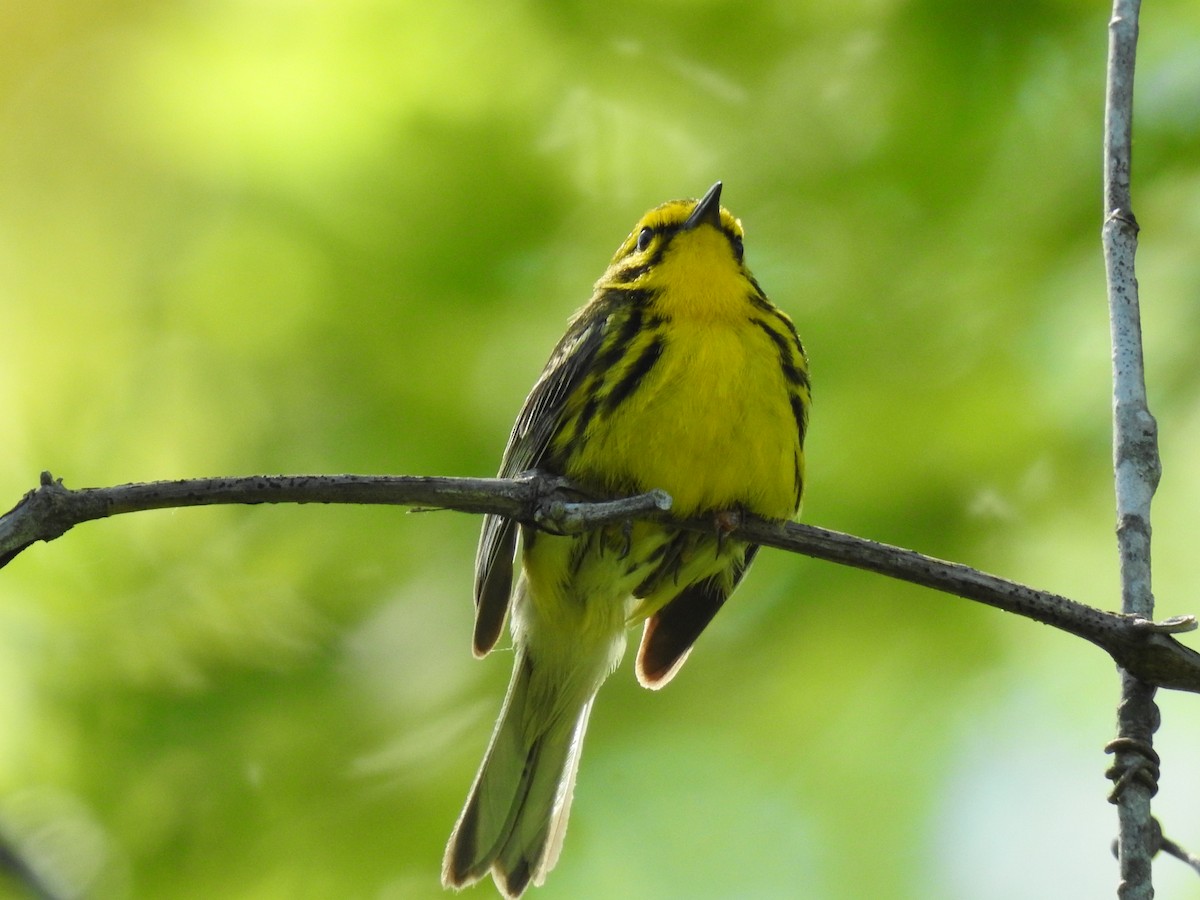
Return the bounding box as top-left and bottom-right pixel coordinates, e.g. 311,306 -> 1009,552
570,313 -> 800,520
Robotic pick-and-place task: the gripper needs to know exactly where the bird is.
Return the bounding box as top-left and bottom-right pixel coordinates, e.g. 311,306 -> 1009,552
442,182 -> 810,897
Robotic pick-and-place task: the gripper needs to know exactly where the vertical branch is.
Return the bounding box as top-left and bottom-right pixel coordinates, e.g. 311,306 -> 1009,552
1102,1 -> 1162,898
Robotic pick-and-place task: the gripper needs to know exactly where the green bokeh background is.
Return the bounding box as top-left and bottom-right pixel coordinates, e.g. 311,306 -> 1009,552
3,2 -> 1200,898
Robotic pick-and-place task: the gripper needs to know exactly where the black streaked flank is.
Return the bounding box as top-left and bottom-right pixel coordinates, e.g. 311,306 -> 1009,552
602,335 -> 665,414
790,393 -> 809,444
768,306 -> 807,364
749,315 -> 786,352
750,317 -> 808,389
792,450 -> 804,509
782,357 -> 809,391
746,277 -> 773,309
641,540 -> 669,567
567,530 -> 600,579
747,292 -> 775,316
633,532 -> 691,598
771,306 -> 805,350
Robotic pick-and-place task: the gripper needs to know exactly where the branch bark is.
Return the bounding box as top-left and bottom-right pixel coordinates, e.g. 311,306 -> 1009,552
1102,0 -> 1162,897
2,470 -> 1198,694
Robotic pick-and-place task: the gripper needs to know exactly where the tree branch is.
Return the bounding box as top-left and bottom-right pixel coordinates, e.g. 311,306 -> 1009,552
3,471 -> 1198,694
1101,1 -> 1163,897
1158,830 -> 1200,877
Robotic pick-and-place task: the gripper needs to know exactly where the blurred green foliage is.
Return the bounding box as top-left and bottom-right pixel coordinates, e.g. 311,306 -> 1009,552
2,1 -> 1199,898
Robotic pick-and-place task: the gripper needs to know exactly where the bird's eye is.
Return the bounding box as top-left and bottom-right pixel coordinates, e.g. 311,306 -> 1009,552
731,234 -> 744,261
636,227 -> 654,252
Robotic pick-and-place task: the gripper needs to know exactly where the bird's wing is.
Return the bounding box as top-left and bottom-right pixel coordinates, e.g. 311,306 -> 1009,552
472,308 -> 611,655
635,545 -> 760,687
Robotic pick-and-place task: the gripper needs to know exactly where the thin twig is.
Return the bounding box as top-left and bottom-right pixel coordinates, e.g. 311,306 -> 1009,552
1102,0 -> 1162,897
2,471 -> 1199,694
1159,832 -> 1200,877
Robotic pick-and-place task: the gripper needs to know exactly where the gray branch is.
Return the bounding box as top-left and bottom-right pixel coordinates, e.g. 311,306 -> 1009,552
1102,0 -> 1166,897
2,470 -> 1199,696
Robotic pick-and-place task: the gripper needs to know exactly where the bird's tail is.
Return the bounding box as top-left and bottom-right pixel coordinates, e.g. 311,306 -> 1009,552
442,651 -> 596,898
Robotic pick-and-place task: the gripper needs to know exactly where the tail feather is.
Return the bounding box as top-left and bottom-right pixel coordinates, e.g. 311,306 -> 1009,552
443,653 -> 595,898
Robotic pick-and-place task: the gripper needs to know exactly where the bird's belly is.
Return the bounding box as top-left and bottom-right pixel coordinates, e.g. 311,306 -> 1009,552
573,322 -> 799,519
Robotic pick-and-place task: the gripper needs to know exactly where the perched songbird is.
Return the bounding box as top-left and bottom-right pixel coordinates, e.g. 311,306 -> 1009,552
443,183 -> 810,897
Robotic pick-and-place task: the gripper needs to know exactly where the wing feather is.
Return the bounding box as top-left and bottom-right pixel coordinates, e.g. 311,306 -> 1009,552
635,544 -> 760,687
471,307 -> 612,655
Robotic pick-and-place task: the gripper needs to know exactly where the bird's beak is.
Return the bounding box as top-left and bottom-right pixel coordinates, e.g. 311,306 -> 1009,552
683,181 -> 723,231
